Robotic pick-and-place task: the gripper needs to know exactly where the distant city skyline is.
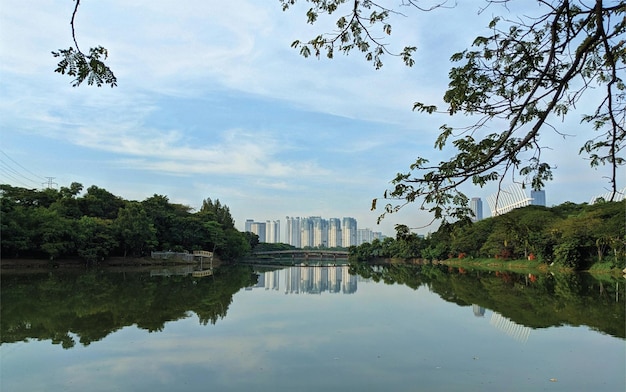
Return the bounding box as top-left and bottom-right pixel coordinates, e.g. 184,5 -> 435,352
246,216 -> 385,247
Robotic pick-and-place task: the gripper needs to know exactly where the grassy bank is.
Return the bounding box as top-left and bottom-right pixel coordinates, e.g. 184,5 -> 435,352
440,257 -> 565,274
440,257 -> 625,276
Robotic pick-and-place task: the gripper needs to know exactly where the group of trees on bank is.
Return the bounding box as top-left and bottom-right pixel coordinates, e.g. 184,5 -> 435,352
350,200 -> 625,270
0,183 -> 253,262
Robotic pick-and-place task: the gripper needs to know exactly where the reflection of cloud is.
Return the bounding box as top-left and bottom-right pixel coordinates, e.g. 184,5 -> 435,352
60,326 -> 334,389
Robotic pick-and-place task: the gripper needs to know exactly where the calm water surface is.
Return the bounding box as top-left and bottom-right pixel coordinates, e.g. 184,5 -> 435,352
1,264 -> 624,391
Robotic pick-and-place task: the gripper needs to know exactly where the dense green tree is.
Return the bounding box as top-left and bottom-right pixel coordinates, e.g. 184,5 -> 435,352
244,231 -> 261,250
115,202 -> 157,257
75,216 -> 118,263
350,200 -> 623,269
142,194 -> 190,250
1,183 -> 249,262
218,229 -> 251,261
450,218 -> 495,258
1,204 -> 37,258
38,209 -> 76,260
80,185 -> 124,219
50,182 -> 84,219
200,198 -> 236,230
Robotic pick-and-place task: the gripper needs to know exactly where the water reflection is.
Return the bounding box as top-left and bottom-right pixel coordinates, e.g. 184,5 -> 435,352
473,303 -> 532,343
489,312 -> 532,343
250,265 -> 358,294
1,263 -> 624,392
1,263 -> 624,350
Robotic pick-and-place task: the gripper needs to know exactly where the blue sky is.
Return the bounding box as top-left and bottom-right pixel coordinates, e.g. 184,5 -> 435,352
0,1 -> 620,238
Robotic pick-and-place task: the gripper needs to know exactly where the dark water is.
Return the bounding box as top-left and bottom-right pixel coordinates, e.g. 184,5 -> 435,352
1,264 -> 624,391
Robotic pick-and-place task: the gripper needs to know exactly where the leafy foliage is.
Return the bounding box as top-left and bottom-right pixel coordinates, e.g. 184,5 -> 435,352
283,1 -> 625,223
280,0 -> 423,69
53,0 -> 116,87
52,46 -> 117,87
0,183 -> 251,262
350,200 -> 625,270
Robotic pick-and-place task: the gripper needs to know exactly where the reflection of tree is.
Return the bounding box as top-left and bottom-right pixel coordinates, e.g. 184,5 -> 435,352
0,266 -> 256,348
350,262 -> 625,339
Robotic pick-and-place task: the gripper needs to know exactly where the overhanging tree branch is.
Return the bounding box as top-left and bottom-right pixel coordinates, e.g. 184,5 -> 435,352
53,0 -> 117,87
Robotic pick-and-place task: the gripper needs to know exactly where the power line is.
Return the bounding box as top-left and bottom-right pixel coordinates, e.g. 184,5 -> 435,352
0,159 -> 41,186
0,149 -> 48,188
0,149 -> 46,180
0,166 -> 33,188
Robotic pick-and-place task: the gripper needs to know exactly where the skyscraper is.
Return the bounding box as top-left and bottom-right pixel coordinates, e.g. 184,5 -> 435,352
250,221 -> 266,242
342,217 -> 357,247
300,217 -> 314,248
470,197 -> 483,221
357,228 -> 373,245
244,219 -> 254,233
266,220 -> 280,243
530,190 -> 546,206
285,216 -> 302,248
328,218 -> 342,247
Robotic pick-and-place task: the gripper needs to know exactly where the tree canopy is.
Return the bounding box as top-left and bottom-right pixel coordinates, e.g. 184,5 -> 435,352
56,1 -> 625,225
0,183 -> 252,262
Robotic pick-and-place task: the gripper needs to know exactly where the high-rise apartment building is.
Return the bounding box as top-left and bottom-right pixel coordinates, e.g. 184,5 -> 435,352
258,215 -> 361,248
265,220 -> 280,243
311,216 -> 328,248
357,228 -> 373,245
328,218 -> 342,248
300,217 -> 314,248
470,197 -> 483,221
342,217 -> 357,247
244,219 -> 254,233
250,221 -> 266,242
285,216 -> 302,248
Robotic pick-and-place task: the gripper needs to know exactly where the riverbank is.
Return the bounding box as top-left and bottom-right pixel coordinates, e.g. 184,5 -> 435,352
438,257 -> 625,277
0,256 -> 223,270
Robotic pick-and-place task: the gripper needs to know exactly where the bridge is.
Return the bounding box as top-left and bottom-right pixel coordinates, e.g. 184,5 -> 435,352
252,250 -> 349,260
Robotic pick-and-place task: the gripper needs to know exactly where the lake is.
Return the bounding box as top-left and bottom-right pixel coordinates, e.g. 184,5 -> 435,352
1,263 -> 624,391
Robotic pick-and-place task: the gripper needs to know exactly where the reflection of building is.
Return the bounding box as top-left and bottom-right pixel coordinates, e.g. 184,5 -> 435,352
489,312 -> 531,343
342,266 -> 357,294
472,304 -> 485,317
254,266 -> 357,295
265,270 -> 279,291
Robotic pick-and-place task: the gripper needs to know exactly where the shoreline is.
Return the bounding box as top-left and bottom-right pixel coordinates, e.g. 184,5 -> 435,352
0,256 -> 222,270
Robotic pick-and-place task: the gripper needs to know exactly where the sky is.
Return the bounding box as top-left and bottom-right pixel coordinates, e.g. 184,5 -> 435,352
0,1 -> 621,239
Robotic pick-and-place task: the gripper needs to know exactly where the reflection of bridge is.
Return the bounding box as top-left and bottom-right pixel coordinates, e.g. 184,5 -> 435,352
252,250 -> 349,260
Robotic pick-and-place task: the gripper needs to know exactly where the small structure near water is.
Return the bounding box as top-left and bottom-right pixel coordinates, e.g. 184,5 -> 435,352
150,250 -> 214,277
